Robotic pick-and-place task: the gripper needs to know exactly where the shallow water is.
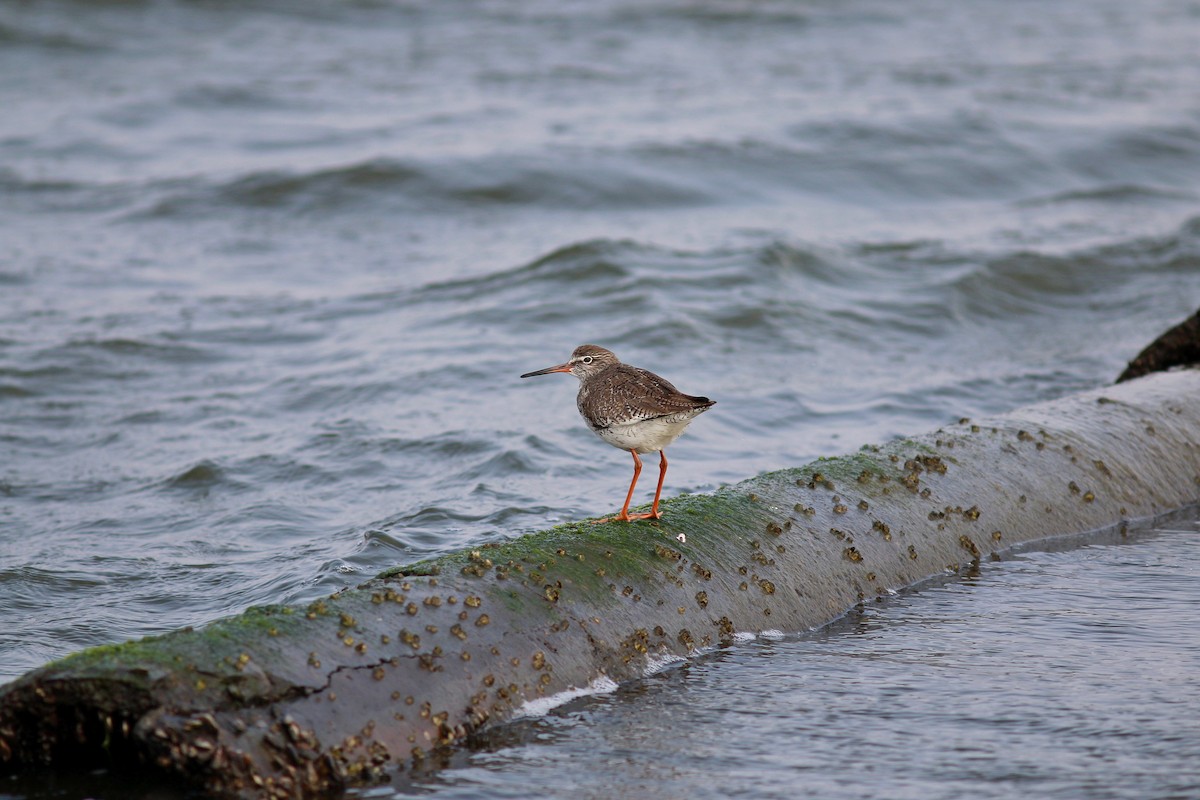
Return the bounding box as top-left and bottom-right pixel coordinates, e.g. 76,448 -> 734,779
2,0 -> 1200,796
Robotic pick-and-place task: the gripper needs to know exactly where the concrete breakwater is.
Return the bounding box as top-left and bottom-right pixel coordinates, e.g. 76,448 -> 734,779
1,368 -> 1197,798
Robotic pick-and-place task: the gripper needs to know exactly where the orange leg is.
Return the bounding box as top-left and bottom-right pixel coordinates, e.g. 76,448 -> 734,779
595,449 -> 666,523
646,450 -> 668,519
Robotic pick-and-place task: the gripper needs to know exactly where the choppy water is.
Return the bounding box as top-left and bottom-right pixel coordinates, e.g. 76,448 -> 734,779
2,0 -> 1200,796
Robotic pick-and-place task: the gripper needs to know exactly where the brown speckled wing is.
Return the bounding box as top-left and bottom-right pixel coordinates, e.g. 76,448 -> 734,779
579,365 -> 714,429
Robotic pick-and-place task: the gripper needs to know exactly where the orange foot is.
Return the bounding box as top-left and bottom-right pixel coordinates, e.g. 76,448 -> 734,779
592,510 -> 662,524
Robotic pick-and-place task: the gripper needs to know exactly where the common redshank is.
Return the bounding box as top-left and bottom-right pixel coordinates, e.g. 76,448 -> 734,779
520,344 -> 715,522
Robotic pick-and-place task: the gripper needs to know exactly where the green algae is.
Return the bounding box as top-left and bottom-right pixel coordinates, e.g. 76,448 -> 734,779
49,604 -> 308,686
47,443 -> 954,697
381,518 -> 674,591
52,632 -> 184,677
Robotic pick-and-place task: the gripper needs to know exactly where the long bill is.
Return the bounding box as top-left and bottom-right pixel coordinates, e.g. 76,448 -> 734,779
520,363 -> 572,378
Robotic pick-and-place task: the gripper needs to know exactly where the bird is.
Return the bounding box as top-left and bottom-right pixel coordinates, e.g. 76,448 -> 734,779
520,344 -> 714,523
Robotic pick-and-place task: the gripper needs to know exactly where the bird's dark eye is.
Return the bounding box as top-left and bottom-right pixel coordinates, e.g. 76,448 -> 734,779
581,355 -> 593,364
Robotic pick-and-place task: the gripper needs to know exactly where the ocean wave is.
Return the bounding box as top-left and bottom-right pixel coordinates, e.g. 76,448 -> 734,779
125,154 -> 715,221
1018,184 -> 1198,207
948,215 -> 1200,319
160,460 -> 235,492
0,20 -> 110,53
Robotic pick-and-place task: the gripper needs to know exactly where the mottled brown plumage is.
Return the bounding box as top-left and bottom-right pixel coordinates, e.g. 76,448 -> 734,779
521,344 -> 714,522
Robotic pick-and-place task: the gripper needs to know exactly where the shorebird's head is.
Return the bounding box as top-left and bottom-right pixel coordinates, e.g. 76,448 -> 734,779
520,344 -> 619,381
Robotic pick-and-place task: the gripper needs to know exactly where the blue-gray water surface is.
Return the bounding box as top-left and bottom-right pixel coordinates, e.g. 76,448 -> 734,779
2,0 -> 1200,796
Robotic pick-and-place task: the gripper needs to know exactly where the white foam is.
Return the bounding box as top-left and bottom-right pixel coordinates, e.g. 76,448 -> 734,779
514,674 -> 619,718
515,629 -> 794,718
643,652 -> 687,675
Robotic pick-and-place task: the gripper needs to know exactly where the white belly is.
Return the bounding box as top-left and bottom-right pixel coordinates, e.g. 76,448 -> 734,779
590,414 -> 698,454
